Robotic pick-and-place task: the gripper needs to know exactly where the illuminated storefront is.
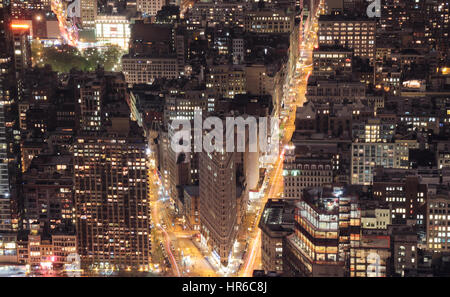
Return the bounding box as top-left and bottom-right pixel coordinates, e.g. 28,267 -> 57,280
0,234 -> 17,263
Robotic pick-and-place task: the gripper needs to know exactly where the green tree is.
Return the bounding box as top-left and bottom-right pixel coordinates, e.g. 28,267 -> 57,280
83,47 -> 102,71
42,45 -> 88,72
31,40 -> 45,67
101,44 -> 123,71
34,44 -> 123,73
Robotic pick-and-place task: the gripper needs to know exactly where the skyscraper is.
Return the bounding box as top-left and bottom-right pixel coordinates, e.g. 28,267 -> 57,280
0,7 -> 13,106
199,148 -> 238,266
0,103 -> 11,232
10,23 -> 31,102
73,71 -> 150,271
0,8 -> 17,233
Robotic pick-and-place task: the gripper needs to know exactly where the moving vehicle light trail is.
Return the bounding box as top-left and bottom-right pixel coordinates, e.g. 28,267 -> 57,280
158,224 -> 181,276
51,0 -> 79,46
239,0 -> 321,276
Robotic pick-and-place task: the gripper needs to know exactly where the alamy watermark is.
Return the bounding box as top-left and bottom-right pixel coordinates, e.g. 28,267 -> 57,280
65,253 -> 81,277
367,252 -> 382,277
170,112 -> 279,157
367,0 -> 381,18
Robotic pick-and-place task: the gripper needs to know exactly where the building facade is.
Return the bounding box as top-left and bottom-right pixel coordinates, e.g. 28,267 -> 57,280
427,187 -> 450,252
95,15 -> 130,50
0,103 -> 11,232
259,199 -> 294,274
318,16 -> 376,60
199,149 -> 237,266
283,145 -> 334,199
122,56 -> 178,84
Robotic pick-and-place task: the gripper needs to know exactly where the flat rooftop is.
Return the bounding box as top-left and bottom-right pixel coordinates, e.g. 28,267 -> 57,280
301,186 -> 364,214
360,235 -> 390,249
259,199 -> 295,233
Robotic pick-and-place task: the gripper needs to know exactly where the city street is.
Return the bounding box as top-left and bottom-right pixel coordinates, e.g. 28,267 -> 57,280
3,0 -> 447,281
238,0 -> 322,276
147,0 -> 323,277
148,163 -> 217,276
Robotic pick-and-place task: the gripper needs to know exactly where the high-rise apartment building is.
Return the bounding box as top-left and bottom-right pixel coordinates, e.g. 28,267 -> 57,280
0,8 -> 13,106
1,10 -> 17,234
0,103 -> 11,232
11,23 -> 31,102
74,128 -> 150,271
73,71 -> 150,271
